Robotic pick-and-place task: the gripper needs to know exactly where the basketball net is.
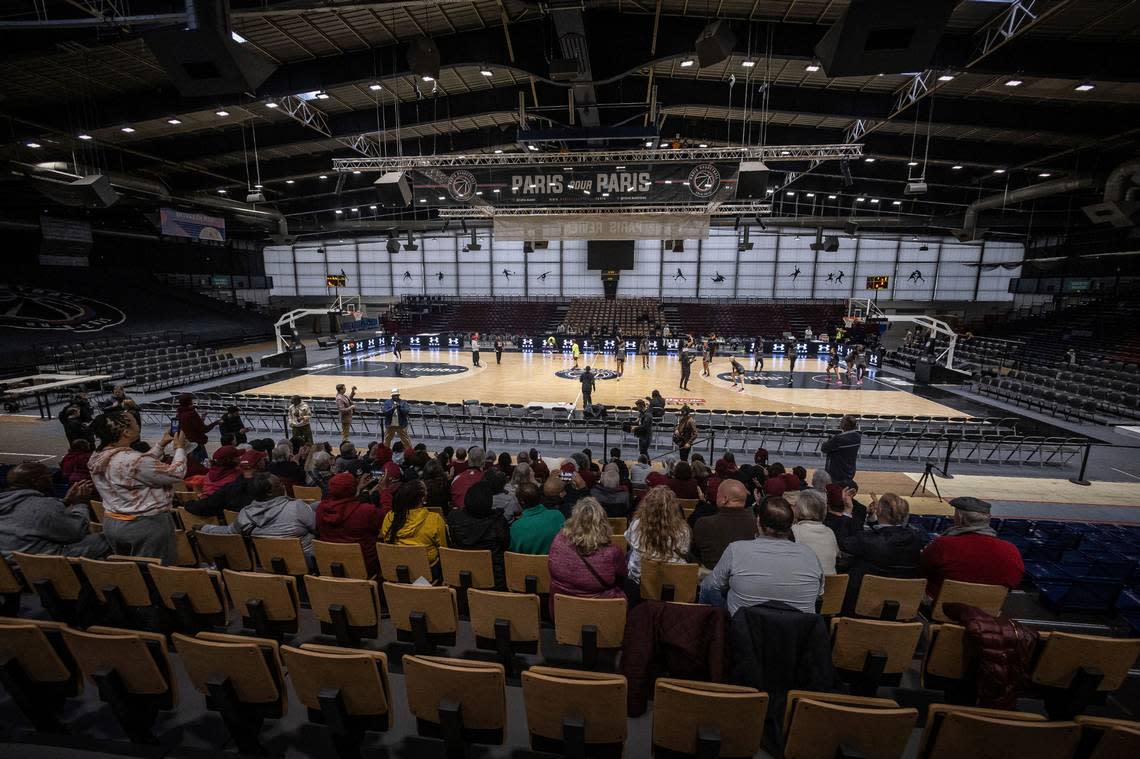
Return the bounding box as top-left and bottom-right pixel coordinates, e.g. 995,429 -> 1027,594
843,316 -> 862,329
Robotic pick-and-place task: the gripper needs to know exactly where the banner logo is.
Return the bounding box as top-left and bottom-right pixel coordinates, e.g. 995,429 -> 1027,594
0,285 -> 125,333
447,170 -> 478,201
687,163 -> 722,198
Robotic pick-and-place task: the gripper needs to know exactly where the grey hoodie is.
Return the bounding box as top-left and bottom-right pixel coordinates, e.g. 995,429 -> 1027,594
200,496 -> 318,553
0,488 -> 109,559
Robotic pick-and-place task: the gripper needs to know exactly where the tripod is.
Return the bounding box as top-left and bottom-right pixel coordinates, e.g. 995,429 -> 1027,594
912,460 -> 944,501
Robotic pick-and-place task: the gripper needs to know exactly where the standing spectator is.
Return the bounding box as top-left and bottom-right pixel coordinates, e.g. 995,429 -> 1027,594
451,447 -> 486,508
633,399 -> 653,458
549,496 -> 627,614
840,493 -> 926,612
335,384 -> 357,442
471,332 -> 482,367
508,481 -> 564,555
791,489 -> 839,575
590,464 -> 630,518
625,487 -> 691,590
381,480 -> 448,581
666,461 -> 702,501
821,415 -> 862,482
60,439 -> 93,484
580,366 -> 597,408
174,393 -> 217,464
58,403 -> 92,446
217,405 -> 250,445
0,462 -> 108,559
920,497 -> 1023,598
447,481 -> 510,589
690,480 -> 754,571
316,471 -> 385,577
607,448 -> 630,484
288,395 -> 313,444
494,337 -> 504,365
630,454 -> 653,486
382,389 -> 413,451
201,473 -> 317,552
88,409 -> 186,563
810,469 -> 832,492
100,385 -> 129,412
673,406 -> 698,462
699,497 -> 824,614
200,445 -> 242,497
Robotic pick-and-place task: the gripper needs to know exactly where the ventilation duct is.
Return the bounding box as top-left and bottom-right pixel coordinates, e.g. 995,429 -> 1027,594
1083,158 -> 1140,227
956,176 -> 1095,242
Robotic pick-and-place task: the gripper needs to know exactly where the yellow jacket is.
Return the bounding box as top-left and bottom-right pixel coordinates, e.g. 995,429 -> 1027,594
380,507 -> 448,565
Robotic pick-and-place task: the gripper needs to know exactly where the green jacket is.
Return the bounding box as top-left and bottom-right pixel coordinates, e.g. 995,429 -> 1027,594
509,505 -> 565,555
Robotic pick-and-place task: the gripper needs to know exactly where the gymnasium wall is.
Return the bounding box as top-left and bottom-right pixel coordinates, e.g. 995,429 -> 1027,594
264,227 -> 1022,302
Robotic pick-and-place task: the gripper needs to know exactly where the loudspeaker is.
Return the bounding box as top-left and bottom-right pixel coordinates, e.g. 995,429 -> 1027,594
695,20 -> 737,67
736,161 -> 770,200
375,172 -> 412,207
144,0 -> 276,96
1082,201 -> 1138,228
814,0 -> 956,77
549,58 -> 580,81
809,235 -> 839,252
407,37 -> 440,81
843,221 -> 858,236
29,174 -> 120,208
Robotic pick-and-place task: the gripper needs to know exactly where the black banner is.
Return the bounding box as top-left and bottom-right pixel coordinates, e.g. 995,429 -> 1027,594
409,162 -> 741,206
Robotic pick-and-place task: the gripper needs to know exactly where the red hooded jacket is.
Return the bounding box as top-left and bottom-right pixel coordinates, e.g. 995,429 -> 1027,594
316,472 -> 385,577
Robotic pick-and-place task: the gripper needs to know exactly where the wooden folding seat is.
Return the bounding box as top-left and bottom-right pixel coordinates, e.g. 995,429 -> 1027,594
77,557 -> 156,628
403,654 -> 507,756
10,552 -> 86,624
783,691 -> 917,759
147,564 -> 228,633
0,618 -> 82,731
921,623 -> 977,703
1075,715 -> 1140,759
651,678 -> 768,759
505,551 -> 551,596
0,552 -> 26,616
853,575 -> 926,621
174,632 -> 287,755
929,579 -> 1009,622
90,499 -> 105,523
608,517 -> 628,534
304,575 -> 382,647
292,485 -> 323,502
383,581 -> 458,654
222,569 -> 300,640
819,573 -> 849,616
313,539 -> 371,579
439,546 -> 496,596
918,704 -> 1078,759
61,625 -> 178,744
282,644 -> 393,758
173,529 -> 198,566
640,559 -> 700,603
522,666 -> 627,757
553,594 -> 627,670
830,617 -> 923,696
467,588 -> 541,676
377,542 -> 434,584
1029,632 -> 1140,720
251,536 -> 311,577
174,505 -> 217,530
611,535 -> 628,554
191,530 -> 255,571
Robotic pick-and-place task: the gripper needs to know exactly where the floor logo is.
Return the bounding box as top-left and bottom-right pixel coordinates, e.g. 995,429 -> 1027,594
715,370 -> 782,385
320,361 -> 467,379
556,368 -> 620,381
0,284 -> 126,333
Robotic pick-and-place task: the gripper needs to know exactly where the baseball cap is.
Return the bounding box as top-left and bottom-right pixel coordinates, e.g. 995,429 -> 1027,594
239,450 -> 267,468
948,496 -> 991,514
211,445 -> 240,467
391,388 -> 400,396
382,462 -> 403,480
560,461 -> 577,476
763,477 -> 787,497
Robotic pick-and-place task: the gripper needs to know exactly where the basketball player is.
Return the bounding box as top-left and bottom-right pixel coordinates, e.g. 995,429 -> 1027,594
701,339 -> 712,377
545,335 -> 557,354
729,357 -> 746,392
787,348 -> 798,386
679,349 -> 696,391
391,333 -> 402,360
826,344 -> 841,383
471,332 -> 481,367
494,337 -> 504,365
571,340 -> 581,369
752,336 -> 765,372
615,343 -> 625,377
855,345 -> 869,385
639,336 -> 650,369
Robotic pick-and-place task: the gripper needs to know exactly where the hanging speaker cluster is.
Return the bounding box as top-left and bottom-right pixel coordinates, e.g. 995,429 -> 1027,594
814,0 -> 955,77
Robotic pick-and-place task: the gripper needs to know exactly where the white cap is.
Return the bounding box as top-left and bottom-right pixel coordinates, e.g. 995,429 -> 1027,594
391,388 -> 400,396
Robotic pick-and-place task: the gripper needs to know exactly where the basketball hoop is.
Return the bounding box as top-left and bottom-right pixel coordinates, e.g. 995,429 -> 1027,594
843,316 -> 862,329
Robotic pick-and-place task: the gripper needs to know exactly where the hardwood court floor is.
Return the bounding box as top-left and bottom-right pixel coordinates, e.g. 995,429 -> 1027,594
244,349 -> 961,417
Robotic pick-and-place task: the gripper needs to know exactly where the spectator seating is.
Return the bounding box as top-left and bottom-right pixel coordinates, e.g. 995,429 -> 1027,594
43,339 -> 256,394
564,297 -> 664,337
393,298 -> 562,336
670,301 -> 846,338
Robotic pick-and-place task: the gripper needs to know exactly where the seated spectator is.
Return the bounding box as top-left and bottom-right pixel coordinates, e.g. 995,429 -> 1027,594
630,454 -> 653,486
367,462 -> 403,513
528,448 -> 550,482
920,497 -> 1024,598
581,448 -> 601,473
201,445 -> 242,497
589,464 -> 630,518
548,496 -> 627,614
508,481 -> 564,555
718,451 -> 738,474
824,482 -> 867,541
625,487 -> 691,589
666,461 -> 703,501
380,480 -> 448,581
699,497 -> 824,615
421,459 -> 451,512
268,443 -> 306,493
371,443 -> 393,468
571,452 -> 599,488
316,472 -> 385,577
451,447 -> 485,508
217,405 -> 249,445
60,439 -> 92,484
307,451 -> 334,494
484,470 -> 514,516
186,449 -> 266,517
690,459 -> 711,490
608,448 -> 630,484
690,479 -> 754,571
446,481 -> 509,589
0,462 -> 109,559
200,473 -> 318,553
496,452 -> 515,478
791,489 -> 838,574
810,468 -> 831,492
753,447 -> 768,467
335,441 -> 367,476
450,447 -> 470,477
840,493 -> 926,612
792,466 -> 809,491
437,446 -> 454,472
505,462 -> 537,496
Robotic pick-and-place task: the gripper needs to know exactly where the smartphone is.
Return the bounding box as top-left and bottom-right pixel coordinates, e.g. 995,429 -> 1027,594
170,418 -> 180,435
560,470 -> 573,482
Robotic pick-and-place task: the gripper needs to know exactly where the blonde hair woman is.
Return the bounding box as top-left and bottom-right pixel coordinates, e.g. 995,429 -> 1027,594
548,497 -> 627,614
625,486 -> 691,585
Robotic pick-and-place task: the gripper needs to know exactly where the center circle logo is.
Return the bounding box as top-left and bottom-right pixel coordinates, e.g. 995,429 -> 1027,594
0,284 -> 125,333
687,163 -> 721,199
447,170 -> 478,201
556,368 -> 620,381
714,370 -> 778,385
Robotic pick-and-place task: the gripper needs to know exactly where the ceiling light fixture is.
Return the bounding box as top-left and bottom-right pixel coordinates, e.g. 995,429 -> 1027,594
167,118 -> 182,125
370,204 -> 377,209
680,59 -> 695,68
856,197 -> 866,202
937,74 -> 955,82
494,149 -> 503,154
217,189 -> 227,194
864,157 -> 876,163
479,69 -> 493,77
335,209 -> 343,214
892,200 -> 901,205
742,60 -> 755,68
993,168 -> 1006,174
369,84 -> 382,91
1004,79 -> 1023,87
352,170 -> 361,175
351,207 -> 358,212
121,126 -> 135,133
77,134 -> 92,140
828,194 -> 837,200
698,143 -> 708,148
285,179 -> 295,184
805,64 -> 820,72
215,110 -> 229,117
870,198 -> 880,204
254,184 -> 263,189
319,175 -> 328,179
528,145 -> 539,151
908,161 -> 919,166
951,165 -> 963,170
25,142 -> 41,148
1038,172 -> 1052,178
265,101 -> 279,108
806,192 -> 815,197
316,92 -> 330,99
421,75 -> 434,82
420,198 -> 427,202
1074,83 -> 1095,92
645,140 -> 654,147
786,191 -> 795,196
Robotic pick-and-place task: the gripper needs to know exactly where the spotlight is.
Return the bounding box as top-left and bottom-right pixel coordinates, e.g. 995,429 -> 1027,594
951,165 -> 963,170
1038,172 -> 1052,178
215,110 -> 229,117
25,142 -> 41,148
265,102 -> 279,108
121,126 -> 136,133
993,168 -> 1006,174
480,69 -> 493,77
742,60 -> 756,68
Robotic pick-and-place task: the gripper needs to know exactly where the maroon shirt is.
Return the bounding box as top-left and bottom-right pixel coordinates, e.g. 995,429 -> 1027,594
547,532 -> 626,616
450,468 -> 484,509
920,532 -> 1025,599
